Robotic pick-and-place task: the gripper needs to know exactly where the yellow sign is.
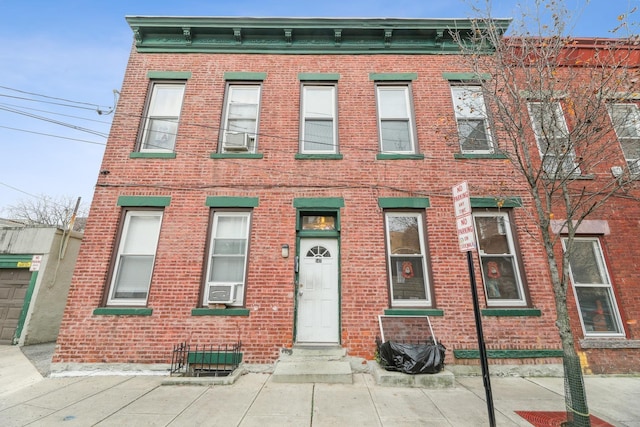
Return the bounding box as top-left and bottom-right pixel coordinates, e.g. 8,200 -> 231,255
17,261 -> 32,268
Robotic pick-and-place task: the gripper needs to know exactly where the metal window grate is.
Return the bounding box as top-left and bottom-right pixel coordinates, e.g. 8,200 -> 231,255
170,341 -> 242,377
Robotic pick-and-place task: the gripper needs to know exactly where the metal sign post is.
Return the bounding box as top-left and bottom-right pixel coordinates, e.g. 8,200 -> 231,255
453,182 -> 496,427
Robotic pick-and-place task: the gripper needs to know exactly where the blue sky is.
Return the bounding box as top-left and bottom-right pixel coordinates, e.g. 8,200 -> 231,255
0,0 -> 637,214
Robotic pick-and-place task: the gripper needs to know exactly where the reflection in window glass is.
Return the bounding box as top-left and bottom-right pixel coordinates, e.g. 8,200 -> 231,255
385,212 -> 430,306
474,212 -> 526,305
565,238 -> 624,336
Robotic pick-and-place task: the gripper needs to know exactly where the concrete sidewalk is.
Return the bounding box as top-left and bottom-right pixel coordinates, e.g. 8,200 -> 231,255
1,345 -> 639,426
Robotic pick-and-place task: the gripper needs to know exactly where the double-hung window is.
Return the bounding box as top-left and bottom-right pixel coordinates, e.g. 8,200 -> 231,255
608,103 -> 640,174
220,84 -> 261,153
204,211 -> 251,307
451,86 -> 493,153
528,101 -> 580,176
473,211 -> 527,306
140,82 -> 185,152
107,210 -> 163,306
564,237 -> 624,336
376,85 -> 417,153
301,85 -> 337,153
384,212 -> 430,307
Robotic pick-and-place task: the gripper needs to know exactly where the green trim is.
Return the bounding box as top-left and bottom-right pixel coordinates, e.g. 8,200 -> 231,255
127,17 -> 511,55
14,271 -> 38,344
378,197 -> 430,209
293,197 -> 344,209
471,197 -> 523,208
384,309 -> 444,316
0,254 -> 33,269
93,307 -> 153,316
191,308 -> 250,316
205,196 -> 259,208
187,352 -> 243,364
369,72 -> 418,81
298,73 -> 341,81
376,153 -> 425,160
117,196 -> 171,207
211,152 -> 264,159
295,153 -> 343,160
224,72 -> 267,81
147,71 -> 192,79
482,308 -> 542,317
454,349 -> 564,359
442,72 -> 491,81
454,153 -> 508,159
130,152 -> 177,159
296,230 -> 340,238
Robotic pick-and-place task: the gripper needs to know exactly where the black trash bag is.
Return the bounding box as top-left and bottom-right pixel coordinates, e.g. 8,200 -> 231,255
378,338 -> 446,374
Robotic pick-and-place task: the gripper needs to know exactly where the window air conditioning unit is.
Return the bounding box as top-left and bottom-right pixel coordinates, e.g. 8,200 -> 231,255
207,284 -> 237,304
223,132 -> 252,151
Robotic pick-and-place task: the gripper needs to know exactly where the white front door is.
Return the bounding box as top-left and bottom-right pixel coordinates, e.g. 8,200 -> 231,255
296,238 -> 339,344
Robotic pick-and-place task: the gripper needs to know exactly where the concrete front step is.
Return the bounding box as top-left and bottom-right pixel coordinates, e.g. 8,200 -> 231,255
370,361 -> 455,388
272,359 -> 353,384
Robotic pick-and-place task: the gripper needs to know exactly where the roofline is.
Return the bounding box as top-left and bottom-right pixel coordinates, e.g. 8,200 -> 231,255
126,16 -> 511,55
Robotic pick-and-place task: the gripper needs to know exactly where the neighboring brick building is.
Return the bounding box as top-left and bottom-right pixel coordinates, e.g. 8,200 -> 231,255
53,17 -> 639,374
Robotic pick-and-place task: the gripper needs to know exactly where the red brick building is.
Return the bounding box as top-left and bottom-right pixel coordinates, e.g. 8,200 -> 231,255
53,17 -> 639,374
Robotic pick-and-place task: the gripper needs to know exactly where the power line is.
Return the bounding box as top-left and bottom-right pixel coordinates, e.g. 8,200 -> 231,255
0,125 -> 106,146
0,102 -> 113,124
0,85 -> 112,110
0,106 -> 109,138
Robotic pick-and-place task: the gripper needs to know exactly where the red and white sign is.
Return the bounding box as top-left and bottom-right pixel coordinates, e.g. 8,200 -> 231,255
30,255 -> 42,272
453,181 -> 476,252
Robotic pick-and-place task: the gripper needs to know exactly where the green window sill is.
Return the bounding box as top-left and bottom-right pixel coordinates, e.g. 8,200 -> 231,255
454,349 -> 563,359
130,152 -> 176,159
295,153 -> 343,160
376,153 -> 424,160
191,308 -> 250,316
454,153 -> 508,159
481,308 -> 541,317
93,307 -> 153,316
210,153 -> 264,159
384,309 -> 444,316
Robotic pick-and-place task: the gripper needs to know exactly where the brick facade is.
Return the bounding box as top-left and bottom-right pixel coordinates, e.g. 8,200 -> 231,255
54,18 -> 639,374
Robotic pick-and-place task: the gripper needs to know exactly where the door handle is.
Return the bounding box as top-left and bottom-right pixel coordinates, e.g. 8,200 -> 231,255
298,283 -> 303,296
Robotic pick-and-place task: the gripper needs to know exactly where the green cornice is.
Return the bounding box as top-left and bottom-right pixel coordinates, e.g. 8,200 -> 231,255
126,16 -> 510,54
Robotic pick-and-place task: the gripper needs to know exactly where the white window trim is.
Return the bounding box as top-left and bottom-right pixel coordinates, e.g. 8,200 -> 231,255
528,101 -> 580,175
384,212 -> 430,307
221,84 -> 261,153
473,211 -> 527,307
107,210 -> 163,306
140,82 -> 185,153
450,85 -> 493,154
203,211 -> 251,307
300,84 -> 337,154
607,103 -> 640,174
563,237 -> 625,337
376,85 -> 417,154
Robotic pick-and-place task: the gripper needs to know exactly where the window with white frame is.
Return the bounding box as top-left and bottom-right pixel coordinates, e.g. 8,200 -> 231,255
376,85 -> 416,153
220,84 -> 261,153
608,103 -> 640,174
564,237 -> 624,336
451,85 -> 493,153
473,211 -> 527,306
107,210 -> 163,306
204,211 -> 251,306
384,212 -> 430,306
301,85 -> 337,153
528,101 -> 580,176
140,82 -> 185,152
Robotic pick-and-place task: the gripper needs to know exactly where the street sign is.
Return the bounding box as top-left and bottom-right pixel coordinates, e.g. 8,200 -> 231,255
453,181 -> 476,252
30,255 -> 42,272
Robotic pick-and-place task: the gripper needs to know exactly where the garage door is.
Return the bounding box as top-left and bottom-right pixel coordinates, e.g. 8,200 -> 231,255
0,268 -> 32,345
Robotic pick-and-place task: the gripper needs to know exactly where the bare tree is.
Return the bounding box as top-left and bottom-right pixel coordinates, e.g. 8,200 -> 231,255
454,1 -> 640,425
2,195 -> 87,231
